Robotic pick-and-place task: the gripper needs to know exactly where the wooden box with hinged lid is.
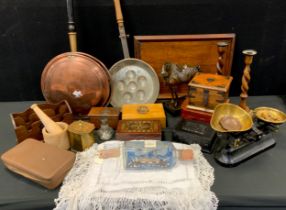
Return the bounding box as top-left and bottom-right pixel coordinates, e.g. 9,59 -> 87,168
188,72 -> 232,112
87,107 -> 120,129
1,138 -> 75,189
116,120 -> 161,140
122,104 -> 166,128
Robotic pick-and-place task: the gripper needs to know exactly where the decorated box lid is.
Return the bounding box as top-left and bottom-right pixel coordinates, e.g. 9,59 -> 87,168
188,72 -> 233,92
68,120 -> 95,134
122,104 -> 165,118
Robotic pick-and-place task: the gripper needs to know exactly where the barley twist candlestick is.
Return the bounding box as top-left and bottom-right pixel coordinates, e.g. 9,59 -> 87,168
239,49 -> 257,112
216,41 -> 229,75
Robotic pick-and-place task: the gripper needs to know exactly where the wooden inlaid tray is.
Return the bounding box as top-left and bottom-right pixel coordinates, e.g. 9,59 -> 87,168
134,34 -> 235,99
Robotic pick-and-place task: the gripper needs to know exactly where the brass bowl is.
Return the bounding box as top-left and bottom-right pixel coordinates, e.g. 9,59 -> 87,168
254,107 -> 286,124
211,103 -> 253,132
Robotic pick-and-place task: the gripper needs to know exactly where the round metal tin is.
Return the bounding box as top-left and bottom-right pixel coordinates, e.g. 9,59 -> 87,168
109,58 -> 160,108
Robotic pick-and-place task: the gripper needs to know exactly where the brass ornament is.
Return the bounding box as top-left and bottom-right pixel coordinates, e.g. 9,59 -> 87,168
137,105 -> 149,114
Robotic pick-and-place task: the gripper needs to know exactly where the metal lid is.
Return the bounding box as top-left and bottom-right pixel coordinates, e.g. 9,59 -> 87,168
68,120 -> 95,134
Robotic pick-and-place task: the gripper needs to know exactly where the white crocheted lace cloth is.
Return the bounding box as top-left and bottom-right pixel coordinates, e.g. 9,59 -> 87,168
54,141 -> 218,210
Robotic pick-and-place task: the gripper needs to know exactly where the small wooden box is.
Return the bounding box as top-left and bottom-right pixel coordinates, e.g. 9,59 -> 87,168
122,104 -> 166,128
188,72 -> 232,111
116,120 -> 161,140
1,138 -> 75,189
87,107 -> 120,129
181,98 -> 212,123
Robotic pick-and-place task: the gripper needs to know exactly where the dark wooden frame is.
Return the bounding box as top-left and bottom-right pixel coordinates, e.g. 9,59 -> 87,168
134,34 -> 235,99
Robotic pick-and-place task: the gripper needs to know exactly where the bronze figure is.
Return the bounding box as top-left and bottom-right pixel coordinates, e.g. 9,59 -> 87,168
161,63 -> 199,113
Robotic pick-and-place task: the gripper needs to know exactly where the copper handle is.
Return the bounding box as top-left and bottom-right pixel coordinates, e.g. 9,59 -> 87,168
114,0 -> 124,24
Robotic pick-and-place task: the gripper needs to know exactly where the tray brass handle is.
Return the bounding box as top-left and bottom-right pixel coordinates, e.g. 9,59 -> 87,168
68,32 -> 77,52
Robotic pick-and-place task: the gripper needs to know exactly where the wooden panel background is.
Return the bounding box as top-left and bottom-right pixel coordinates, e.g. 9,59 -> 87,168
134,34 -> 235,99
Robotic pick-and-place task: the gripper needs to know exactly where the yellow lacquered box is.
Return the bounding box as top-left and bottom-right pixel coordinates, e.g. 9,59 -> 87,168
122,104 -> 166,128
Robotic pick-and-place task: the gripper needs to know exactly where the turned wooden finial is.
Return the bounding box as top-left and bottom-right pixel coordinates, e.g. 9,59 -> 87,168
216,41 -> 229,75
239,49 -> 257,112
67,0 -> 77,52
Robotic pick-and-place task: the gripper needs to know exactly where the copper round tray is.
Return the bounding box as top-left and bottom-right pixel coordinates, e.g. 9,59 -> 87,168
109,58 -> 160,108
41,52 -> 111,114
75,52 -> 112,106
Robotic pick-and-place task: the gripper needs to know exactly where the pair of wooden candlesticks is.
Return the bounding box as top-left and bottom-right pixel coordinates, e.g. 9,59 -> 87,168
216,42 -> 257,113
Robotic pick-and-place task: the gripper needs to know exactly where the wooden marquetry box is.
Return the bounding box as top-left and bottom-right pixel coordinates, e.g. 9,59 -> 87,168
116,120 -> 161,140
122,104 -> 166,128
188,72 -> 232,111
87,107 -> 120,129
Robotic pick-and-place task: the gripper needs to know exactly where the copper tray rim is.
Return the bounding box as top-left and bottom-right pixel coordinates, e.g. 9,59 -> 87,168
74,52 -> 112,106
41,52 -> 111,112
